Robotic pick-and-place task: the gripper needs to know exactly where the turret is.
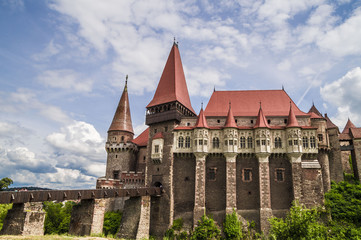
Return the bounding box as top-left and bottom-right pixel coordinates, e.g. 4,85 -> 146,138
254,103 -> 271,153
194,106 -> 209,153
223,103 -> 238,153
286,103 -> 302,153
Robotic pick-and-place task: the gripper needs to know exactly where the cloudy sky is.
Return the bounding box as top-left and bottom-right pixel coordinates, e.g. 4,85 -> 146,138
1,0 -> 361,189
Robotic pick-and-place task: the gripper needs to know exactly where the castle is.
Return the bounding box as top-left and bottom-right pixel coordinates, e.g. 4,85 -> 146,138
97,42 -> 361,236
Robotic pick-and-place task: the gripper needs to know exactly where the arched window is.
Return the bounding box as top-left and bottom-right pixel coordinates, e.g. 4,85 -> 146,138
240,137 -> 246,148
247,137 -> 253,148
185,136 -> 191,148
303,137 -> 309,148
212,137 -> 219,148
178,136 -> 184,148
310,136 -> 316,148
274,137 -> 282,148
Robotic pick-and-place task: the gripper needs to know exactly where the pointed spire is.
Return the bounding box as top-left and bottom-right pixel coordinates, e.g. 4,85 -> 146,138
147,43 -> 195,114
342,118 -> 356,134
195,106 -> 209,128
108,76 -> 134,134
308,103 -> 322,117
224,102 -> 237,128
254,102 -> 270,128
287,102 -> 299,128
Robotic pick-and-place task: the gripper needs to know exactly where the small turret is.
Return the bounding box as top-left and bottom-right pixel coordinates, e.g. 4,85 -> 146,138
287,103 -> 299,128
224,103 -> 237,128
254,103 -> 270,128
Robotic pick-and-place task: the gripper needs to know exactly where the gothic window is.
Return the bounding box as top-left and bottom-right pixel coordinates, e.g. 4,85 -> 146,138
256,140 -> 260,146
185,136 -> 191,148
213,137 -> 220,148
303,137 -> 309,148
178,136 -> 184,148
275,168 -> 285,182
154,145 -> 159,153
242,168 -> 252,182
240,137 -> 246,148
318,134 -> 323,142
229,140 -> 234,145
289,140 -> 293,146
225,140 -> 228,146
199,139 -> 203,145
247,137 -> 253,148
113,170 -> 120,180
274,137 -> 282,148
310,136 -> 316,148
261,140 -> 266,146
208,167 -> 217,181
204,140 -> 208,145
294,140 -> 298,145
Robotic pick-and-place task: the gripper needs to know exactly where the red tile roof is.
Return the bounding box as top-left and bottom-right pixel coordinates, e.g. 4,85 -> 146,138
108,80 -> 134,133
153,132 -> 164,139
339,133 -> 352,140
287,104 -> 300,127
131,128 -> 149,147
309,112 -> 324,119
254,105 -> 270,128
342,118 -> 356,134
204,90 -> 308,117
224,103 -> 237,128
195,108 -> 209,128
308,104 -> 323,117
147,43 -> 195,114
350,128 -> 361,139
324,114 -> 339,130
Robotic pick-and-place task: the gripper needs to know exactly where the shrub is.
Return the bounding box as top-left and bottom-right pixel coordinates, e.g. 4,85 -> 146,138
165,218 -> 188,240
43,201 -> 75,234
223,210 -> 243,240
0,204 -> 12,231
192,215 -> 221,240
103,210 -> 122,236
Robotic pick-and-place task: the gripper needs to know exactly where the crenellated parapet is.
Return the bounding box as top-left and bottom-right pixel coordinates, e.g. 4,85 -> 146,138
105,141 -> 138,153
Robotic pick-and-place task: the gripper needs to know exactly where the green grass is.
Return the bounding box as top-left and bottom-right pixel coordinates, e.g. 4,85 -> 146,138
0,235 -> 119,240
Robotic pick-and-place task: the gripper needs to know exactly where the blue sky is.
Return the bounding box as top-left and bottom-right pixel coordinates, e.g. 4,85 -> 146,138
1,0 -> 361,189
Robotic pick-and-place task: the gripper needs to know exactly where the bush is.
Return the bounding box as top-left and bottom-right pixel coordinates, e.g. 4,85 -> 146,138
43,201 -> 75,234
223,210 -> 243,240
192,215 -> 221,240
165,218 -> 188,240
0,204 -> 12,231
103,210 -> 122,236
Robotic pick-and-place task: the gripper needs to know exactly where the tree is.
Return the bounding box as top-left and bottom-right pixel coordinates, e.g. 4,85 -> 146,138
0,178 -> 13,191
103,210 -> 122,236
192,215 -> 221,240
223,210 -> 243,240
43,201 -> 75,234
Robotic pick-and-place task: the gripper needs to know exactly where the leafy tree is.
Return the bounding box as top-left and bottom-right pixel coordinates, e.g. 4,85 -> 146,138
269,201 -> 328,240
103,210 -> 122,236
0,204 -> 12,231
192,215 -> 221,240
0,177 -> 13,191
223,210 -> 243,240
43,201 -> 75,234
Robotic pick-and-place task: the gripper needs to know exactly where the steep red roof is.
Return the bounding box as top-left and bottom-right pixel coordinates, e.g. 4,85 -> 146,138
153,132 -> 164,139
204,90 -> 307,117
342,118 -> 356,134
132,128 -> 149,147
287,104 -> 300,127
308,104 -> 323,117
309,112 -> 324,119
324,114 -> 338,130
108,80 -> 134,133
195,108 -> 209,128
224,103 -> 237,128
350,128 -> 361,139
147,43 -> 195,114
254,105 -> 270,128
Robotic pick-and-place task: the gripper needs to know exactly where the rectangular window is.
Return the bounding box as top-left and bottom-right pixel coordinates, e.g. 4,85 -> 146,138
194,140 -> 197,146
261,140 -> 266,146
256,140 -> 260,146
208,167 -> 217,181
199,139 -> 203,145
154,145 -> 159,153
289,140 -> 293,146
229,140 -> 233,145
113,170 -> 120,180
225,140 -> 228,146
204,140 -> 208,145
243,168 -> 252,182
294,140 -> 298,145
275,168 -> 285,182
247,137 -> 253,148
318,134 -> 323,142
303,137 -> 309,148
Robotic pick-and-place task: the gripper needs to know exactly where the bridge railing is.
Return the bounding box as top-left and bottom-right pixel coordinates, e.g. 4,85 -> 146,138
0,187 -> 162,204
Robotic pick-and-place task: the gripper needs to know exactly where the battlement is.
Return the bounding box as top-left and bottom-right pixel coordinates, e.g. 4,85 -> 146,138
96,171 -> 145,189
105,142 -> 138,153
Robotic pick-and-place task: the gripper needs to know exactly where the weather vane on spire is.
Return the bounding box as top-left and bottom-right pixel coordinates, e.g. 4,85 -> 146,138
173,37 -> 179,46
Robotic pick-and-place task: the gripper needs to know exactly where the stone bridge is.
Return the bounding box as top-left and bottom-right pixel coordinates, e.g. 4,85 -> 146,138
0,187 -> 162,239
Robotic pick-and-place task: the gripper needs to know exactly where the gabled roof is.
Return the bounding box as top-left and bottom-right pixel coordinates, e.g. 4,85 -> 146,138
195,107 -> 209,128
309,112 -> 324,119
324,114 -> 339,130
153,132 -> 164,139
287,104 -> 300,128
350,128 -> 361,139
342,118 -> 356,134
224,103 -> 237,128
132,128 -> 149,147
308,104 -> 323,117
254,105 -> 270,128
147,43 -> 195,114
108,79 -> 134,133
204,90 -> 307,117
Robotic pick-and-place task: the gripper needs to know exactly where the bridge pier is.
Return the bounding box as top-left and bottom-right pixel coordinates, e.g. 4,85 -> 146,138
117,195 -> 151,239
68,199 -> 108,236
0,202 -> 45,236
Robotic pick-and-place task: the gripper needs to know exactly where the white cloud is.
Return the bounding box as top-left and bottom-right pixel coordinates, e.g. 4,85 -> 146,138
321,67 -> 361,128
32,40 -> 62,61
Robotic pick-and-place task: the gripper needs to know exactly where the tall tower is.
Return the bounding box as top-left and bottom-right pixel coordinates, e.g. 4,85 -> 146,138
145,42 -> 196,237
105,76 -> 136,179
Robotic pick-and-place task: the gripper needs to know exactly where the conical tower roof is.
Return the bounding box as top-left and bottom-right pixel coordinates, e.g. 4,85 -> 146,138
254,104 -> 270,128
287,103 -> 299,128
224,103 -> 237,128
342,118 -> 356,134
195,107 -> 209,128
108,77 -> 134,134
147,43 -> 195,114
308,103 -> 322,117
325,113 -> 338,130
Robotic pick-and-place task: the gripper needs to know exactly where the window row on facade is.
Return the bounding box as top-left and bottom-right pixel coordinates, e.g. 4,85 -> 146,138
207,167 -> 285,182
